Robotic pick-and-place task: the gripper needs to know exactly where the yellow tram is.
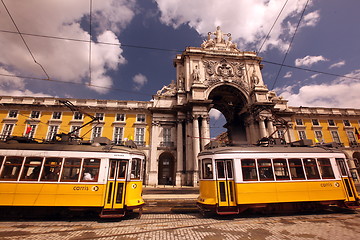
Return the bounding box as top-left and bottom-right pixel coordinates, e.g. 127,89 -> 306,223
197,145 -> 360,215
0,139 -> 145,218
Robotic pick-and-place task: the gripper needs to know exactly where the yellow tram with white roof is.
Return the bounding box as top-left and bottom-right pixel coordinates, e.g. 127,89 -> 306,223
197,143 -> 360,215
0,138 -> 145,218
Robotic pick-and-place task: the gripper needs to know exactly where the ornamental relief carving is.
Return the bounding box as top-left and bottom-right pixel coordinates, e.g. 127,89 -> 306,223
202,59 -> 249,92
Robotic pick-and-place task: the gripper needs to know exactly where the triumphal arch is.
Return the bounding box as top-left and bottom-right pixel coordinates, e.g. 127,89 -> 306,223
148,27 -> 292,186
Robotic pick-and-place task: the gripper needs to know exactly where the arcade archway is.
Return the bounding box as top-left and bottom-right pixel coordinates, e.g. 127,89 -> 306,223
158,152 -> 175,185
208,85 -> 249,144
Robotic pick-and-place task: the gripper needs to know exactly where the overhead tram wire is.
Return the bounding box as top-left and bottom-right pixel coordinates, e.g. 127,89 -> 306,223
257,0 -> 289,54
1,0 -> 50,80
270,0 -> 311,90
88,0 -> 93,87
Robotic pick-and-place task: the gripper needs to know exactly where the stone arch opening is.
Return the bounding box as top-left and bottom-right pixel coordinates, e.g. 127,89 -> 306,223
207,84 -> 249,145
158,152 -> 175,185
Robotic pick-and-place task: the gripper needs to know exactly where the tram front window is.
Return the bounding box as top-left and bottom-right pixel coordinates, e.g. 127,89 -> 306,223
20,157 -> 43,181
0,156 -> 23,180
130,158 -> 141,179
202,159 -> 213,179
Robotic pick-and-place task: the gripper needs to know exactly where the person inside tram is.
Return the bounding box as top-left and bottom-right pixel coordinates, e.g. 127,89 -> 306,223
47,167 -> 60,180
83,169 -> 94,180
29,166 -> 41,179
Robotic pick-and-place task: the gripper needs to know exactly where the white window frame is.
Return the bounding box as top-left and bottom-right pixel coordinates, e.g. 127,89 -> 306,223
331,131 -> 341,144
298,130 -> 307,140
115,113 -> 125,122
328,119 -> 335,126
92,126 -> 102,139
163,128 -> 171,143
1,123 -> 14,140
343,120 -> 351,127
314,130 -> 323,142
311,119 -> 320,126
295,119 -> 303,125
30,111 -> 41,119
8,110 -> 18,118
95,113 -> 104,121
73,111 -> 83,120
347,131 -> 356,143
52,111 -> 62,120
27,124 -> 37,138
113,126 -> 124,145
136,114 -> 146,123
70,126 -> 81,137
135,127 -> 145,146
47,125 -> 58,141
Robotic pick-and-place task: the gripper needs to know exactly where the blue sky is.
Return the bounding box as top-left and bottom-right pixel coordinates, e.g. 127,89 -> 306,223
1,0 -> 360,137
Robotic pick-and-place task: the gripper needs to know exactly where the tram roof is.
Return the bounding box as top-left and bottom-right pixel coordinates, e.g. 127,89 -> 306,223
198,145 -> 344,156
0,142 -> 145,156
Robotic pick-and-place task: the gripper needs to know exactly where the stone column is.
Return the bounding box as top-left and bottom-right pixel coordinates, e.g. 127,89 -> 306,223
259,117 -> 267,138
185,119 -> 193,185
176,120 -> 184,186
148,121 -> 160,186
192,115 -> 200,185
201,116 -> 210,149
267,119 -> 275,137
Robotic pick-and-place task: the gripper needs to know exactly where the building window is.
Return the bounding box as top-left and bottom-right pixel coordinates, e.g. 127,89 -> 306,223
92,127 -> 102,139
163,128 -> 171,143
1,124 -> 14,140
116,113 -> 125,122
95,113 -> 104,121
314,130 -> 323,142
311,119 -> 320,126
343,120 -> 351,127
30,111 -> 40,119
47,125 -> 58,141
328,119 -> 335,126
73,112 -> 83,120
26,125 -> 37,138
52,112 -> 62,119
113,127 -> 123,145
295,119 -> 303,125
347,131 -> 356,143
331,131 -> 341,144
136,114 -> 146,123
70,126 -> 81,137
8,110 -> 18,118
298,131 -> 306,140
135,128 -> 145,146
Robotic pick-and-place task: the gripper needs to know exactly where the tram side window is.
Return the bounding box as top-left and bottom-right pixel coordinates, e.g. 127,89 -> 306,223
288,159 -> 306,180
303,158 -> 320,179
81,158 -> 100,182
202,159 -> 213,179
241,159 -> 258,181
20,157 -> 43,181
130,158 -> 141,179
273,159 -> 290,180
0,156 -> 23,180
41,157 -> 62,181
257,159 -> 274,181
61,158 -> 81,182
317,158 -> 335,179
0,156 -> 4,169
336,158 -> 348,176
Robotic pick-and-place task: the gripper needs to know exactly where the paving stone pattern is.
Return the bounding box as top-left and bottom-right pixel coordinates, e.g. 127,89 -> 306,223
0,210 -> 359,240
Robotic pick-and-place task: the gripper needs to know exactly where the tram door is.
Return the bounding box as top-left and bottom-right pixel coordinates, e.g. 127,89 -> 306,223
104,159 -> 128,209
336,158 -> 357,202
215,159 -> 237,207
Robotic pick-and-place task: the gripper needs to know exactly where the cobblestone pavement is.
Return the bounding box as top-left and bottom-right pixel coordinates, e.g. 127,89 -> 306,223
0,209 -> 359,240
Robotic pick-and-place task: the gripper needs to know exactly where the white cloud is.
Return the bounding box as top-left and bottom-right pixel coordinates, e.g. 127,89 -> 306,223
277,69 -> 360,108
209,108 -> 222,120
132,73 -> 148,91
283,71 -> 292,78
329,60 -> 346,69
0,0 -> 136,96
310,73 -> 321,79
155,0 -> 316,52
302,10 -> 320,27
295,55 -> 328,67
